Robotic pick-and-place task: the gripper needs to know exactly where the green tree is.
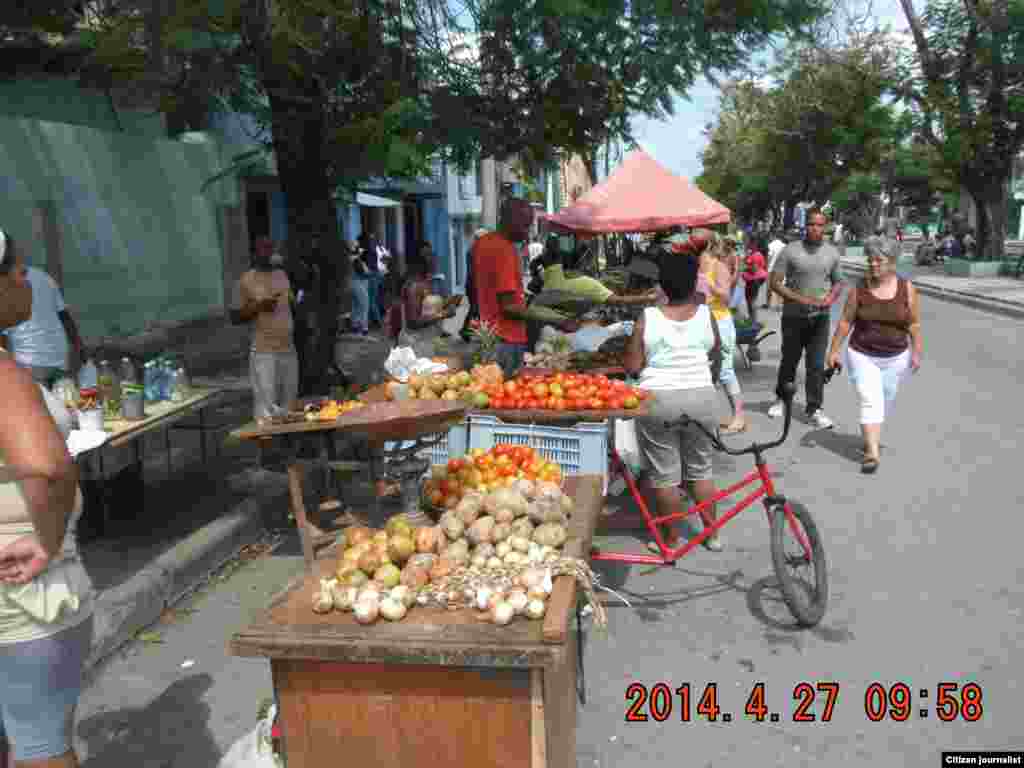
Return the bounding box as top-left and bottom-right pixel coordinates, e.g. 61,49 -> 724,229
896,0 -> 1024,259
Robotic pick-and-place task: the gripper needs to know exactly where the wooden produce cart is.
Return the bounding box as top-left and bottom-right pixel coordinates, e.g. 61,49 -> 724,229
230,399 -> 468,565
230,475 -> 602,768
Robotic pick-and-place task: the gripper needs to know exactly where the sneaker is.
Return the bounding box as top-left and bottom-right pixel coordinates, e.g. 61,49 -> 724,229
808,409 -> 834,429
767,400 -> 784,419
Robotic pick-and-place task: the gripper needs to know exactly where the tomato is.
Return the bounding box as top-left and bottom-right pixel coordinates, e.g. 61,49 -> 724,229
442,478 -> 461,495
504,381 -> 518,395
609,398 -> 624,410
554,398 -> 567,411
590,397 -> 605,410
532,382 -> 549,398
447,458 -> 464,473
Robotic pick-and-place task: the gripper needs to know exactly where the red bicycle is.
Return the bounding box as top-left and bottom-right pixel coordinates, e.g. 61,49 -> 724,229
591,385 -> 829,627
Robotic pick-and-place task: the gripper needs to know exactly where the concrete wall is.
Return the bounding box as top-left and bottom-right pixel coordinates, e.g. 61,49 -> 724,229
0,114 -> 240,339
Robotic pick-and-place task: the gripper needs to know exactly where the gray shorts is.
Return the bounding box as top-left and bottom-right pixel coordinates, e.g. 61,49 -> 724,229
635,387 -> 720,487
250,350 -> 299,421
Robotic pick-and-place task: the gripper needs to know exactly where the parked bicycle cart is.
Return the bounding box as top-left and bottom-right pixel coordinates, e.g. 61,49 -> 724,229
593,384 -> 829,627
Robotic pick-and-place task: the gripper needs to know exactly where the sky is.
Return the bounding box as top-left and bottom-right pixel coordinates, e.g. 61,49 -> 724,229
631,0 -> 911,182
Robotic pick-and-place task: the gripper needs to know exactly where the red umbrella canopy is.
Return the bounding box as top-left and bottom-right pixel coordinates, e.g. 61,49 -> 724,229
542,150 -> 731,234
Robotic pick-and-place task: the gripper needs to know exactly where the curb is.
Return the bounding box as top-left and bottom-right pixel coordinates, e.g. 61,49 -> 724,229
85,487 -> 286,672
841,262 -> 1024,322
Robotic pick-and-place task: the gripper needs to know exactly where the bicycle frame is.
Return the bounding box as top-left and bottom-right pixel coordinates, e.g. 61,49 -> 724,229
591,447 -> 811,566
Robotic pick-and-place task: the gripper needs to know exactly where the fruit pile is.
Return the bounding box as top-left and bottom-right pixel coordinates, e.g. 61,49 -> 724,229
422,445 -> 563,510
303,399 -> 366,421
401,370 -> 474,401
313,479 -> 592,627
472,372 -> 647,411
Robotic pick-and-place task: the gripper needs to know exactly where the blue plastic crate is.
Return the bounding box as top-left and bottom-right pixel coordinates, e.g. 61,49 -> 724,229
385,421 -> 468,469
467,414 -> 609,484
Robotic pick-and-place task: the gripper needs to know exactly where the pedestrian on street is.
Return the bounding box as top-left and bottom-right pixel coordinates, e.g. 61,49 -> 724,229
623,241 -> 725,552
767,209 -> 845,429
741,237 -> 769,324
827,236 -> 922,474
697,234 -> 748,434
357,232 -> 383,328
348,241 -> 372,336
2,260 -> 84,389
233,236 -> 299,422
470,198 -> 575,377
0,227 -> 91,768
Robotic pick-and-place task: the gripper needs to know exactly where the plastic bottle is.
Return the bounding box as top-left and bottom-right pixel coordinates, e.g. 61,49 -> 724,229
78,358 -> 98,390
143,361 -> 158,402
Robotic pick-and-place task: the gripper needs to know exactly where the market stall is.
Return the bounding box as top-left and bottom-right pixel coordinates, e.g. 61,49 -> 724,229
230,474 -> 604,768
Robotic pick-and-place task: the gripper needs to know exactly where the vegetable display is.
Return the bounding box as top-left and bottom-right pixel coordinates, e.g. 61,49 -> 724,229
303,399 -> 366,421
312,481 -> 607,629
422,445 -> 563,510
471,372 -> 647,412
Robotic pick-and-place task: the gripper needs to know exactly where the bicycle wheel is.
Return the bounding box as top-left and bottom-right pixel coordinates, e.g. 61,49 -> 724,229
769,500 -> 828,627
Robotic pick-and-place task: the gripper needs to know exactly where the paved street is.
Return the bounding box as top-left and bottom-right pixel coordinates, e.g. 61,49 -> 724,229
74,288 -> 1023,767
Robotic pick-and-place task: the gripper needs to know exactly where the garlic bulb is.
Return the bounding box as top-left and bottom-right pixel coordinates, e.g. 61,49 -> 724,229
525,599 -> 547,619
506,589 -> 529,615
490,600 -> 515,625
354,600 -> 379,624
380,596 -> 408,621
475,586 -> 494,612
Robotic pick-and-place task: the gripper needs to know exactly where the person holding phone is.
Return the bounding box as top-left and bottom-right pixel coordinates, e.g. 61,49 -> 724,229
233,236 -> 298,421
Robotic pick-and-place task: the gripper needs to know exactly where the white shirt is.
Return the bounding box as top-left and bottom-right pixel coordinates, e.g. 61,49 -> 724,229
638,306 -> 715,391
4,267 -> 69,369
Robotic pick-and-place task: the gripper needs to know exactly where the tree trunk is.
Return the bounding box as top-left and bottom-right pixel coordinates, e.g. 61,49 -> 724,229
266,93 -> 350,397
963,177 -> 1009,261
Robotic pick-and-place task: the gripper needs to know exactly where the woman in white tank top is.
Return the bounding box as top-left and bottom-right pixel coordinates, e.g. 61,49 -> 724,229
623,241 -> 727,552
0,229 -> 89,767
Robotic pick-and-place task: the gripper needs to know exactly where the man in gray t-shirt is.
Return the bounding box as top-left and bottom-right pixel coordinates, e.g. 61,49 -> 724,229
767,209 -> 845,428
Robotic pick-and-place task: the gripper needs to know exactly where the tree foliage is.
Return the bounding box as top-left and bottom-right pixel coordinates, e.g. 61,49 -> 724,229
896,0 -> 1024,258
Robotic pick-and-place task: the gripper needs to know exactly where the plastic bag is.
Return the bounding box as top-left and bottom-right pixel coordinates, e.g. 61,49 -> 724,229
614,419 -> 648,476
217,704 -> 282,768
383,346 -> 449,383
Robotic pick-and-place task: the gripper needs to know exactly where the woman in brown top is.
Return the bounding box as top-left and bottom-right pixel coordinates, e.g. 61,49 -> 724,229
827,236 -> 923,473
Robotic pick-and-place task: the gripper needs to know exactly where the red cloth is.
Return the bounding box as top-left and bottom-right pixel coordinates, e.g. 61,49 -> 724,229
742,250 -> 769,282
471,232 -> 527,344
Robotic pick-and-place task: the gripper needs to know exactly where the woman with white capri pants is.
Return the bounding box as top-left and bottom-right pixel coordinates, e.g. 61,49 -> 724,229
827,236 -> 922,474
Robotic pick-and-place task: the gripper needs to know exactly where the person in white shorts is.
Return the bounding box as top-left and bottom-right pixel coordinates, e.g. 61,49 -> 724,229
827,236 -> 922,473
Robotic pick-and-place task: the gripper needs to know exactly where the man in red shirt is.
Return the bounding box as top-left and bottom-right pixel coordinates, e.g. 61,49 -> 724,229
471,198 -> 573,375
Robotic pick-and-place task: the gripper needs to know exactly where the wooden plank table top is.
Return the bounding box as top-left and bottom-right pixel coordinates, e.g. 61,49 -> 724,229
102,387 -> 223,448
229,475 -> 603,667
229,400 -> 468,443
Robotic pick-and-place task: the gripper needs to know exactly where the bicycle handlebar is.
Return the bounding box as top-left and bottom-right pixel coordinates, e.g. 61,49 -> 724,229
664,383 -> 796,457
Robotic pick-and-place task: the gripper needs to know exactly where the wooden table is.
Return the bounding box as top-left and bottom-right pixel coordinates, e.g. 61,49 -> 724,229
79,387 -> 230,533
230,475 -> 602,768
230,400 -> 468,565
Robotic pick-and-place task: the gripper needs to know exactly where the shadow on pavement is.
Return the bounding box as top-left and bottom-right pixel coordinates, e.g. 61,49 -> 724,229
77,674 -> 219,768
799,428 -> 863,465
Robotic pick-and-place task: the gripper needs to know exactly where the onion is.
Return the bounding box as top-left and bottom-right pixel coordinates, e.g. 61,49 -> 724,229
503,551 -> 524,566
331,584 -> 359,612
525,599 -> 547,619
380,596 -> 407,621
507,589 -> 529,615
490,600 -> 515,625
390,585 -> 416,608
313,583 -> 333,614
354,600 -> 379,624
496,541 -> 512,558
357,586 -> 383,605
471,554 -> 488,568
510,535 -> 531,553
486,556 -> 503,569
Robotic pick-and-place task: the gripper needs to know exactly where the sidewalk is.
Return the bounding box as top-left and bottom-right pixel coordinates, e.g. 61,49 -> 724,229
841,250 -> 1024,320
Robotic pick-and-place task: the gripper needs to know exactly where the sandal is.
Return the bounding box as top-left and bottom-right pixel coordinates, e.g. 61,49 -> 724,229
720,421 -> 748,434
646,528 -> 680,554
861,456 -> 880,474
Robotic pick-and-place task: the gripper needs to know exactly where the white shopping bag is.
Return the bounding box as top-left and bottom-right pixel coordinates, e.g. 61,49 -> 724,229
217,704 -> 282,768
614,419 -> 648,477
